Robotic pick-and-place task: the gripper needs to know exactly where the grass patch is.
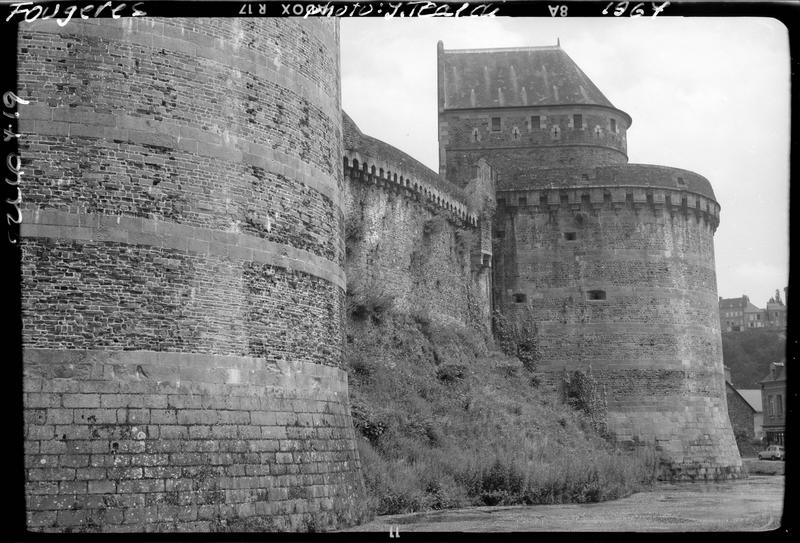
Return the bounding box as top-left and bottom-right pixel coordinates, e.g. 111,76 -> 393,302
346,312 -> 657,516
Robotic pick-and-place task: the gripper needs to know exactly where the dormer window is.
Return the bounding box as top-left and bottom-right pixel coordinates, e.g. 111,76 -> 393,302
573,114 -> 583,130
491,117 -> 501,132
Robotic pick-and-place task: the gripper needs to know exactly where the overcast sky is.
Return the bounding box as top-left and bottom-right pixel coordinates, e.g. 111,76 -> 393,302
340,17 -> 790,308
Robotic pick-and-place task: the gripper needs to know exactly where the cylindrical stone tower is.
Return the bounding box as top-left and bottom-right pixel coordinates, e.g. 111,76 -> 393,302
493,166 -> 742,480
19,18 -> 366,531
438,42 -> 742,480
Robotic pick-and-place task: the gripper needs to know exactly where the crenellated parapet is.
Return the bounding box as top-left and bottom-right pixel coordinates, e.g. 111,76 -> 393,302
343,113 -> 479,226
496,164 -> 720,231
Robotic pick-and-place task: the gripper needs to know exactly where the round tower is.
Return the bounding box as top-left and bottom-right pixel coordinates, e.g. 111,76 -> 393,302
493,166 -> 742,479
438,42 -> 742,479
437,43 -> 631,187
19,18 -> 366,531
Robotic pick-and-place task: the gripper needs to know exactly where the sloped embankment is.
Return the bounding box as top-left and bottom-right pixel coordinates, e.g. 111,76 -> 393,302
344,312 -> 657,516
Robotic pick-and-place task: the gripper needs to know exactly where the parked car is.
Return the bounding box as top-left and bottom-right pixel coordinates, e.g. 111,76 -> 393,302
758,445 -> 785,460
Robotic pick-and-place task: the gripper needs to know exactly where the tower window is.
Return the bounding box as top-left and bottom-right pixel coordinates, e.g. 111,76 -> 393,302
573,114 -> 583,129
513,293 -> 527,303
564,232 -> 577,241
491,117 -> 501,131
594,126 -> 602,137
610,118 -> 617,133
586,290 -> 606,301
530,115 -> 540,130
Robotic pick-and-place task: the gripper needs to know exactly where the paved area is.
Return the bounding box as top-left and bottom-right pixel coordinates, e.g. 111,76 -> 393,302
345,475 -> 784,532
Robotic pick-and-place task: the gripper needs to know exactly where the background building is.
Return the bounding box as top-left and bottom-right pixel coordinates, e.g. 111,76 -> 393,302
719,287 -> 787,332
760,362 -> 786,445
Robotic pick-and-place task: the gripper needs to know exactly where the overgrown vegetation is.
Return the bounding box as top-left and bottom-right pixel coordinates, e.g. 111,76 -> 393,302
722,329 -> 786,388
345,311 -> 657,516
563,369 -> 608,436
346,271 -> 394,324
492,310 -> 539,372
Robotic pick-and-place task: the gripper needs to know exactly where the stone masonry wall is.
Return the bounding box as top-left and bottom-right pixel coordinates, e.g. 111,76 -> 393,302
493,180 -> 742,480
344,166 -> 480,329
726,384 -> 756,442
18,18 -> 366,532
440,106 -> 628,187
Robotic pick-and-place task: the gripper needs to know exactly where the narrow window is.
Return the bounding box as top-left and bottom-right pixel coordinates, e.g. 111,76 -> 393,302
530,115 -> 540,130
777,395 -> 783,415
551,125 -> 560,139
513,293 -> 527,303
586,290 -> 606,301
594,126 -> 602,137
564,232 -> 577,241
491,117 -> 501,131
518,196 -> 527,206
573,114 -> 583,129
472,128 -> 480,142
610,118 -> 617,133
512,126 -> 520,140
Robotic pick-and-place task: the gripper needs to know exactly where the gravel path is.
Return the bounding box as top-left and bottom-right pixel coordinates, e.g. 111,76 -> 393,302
343,475 -> 784,532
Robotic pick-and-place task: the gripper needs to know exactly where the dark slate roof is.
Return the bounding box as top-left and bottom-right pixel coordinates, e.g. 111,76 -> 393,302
760,363 -> 786,384
342,112 -> 468,204
440,44 -> 616,110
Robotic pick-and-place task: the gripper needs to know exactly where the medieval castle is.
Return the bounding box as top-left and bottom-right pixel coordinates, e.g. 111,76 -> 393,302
17,18 -> 740,532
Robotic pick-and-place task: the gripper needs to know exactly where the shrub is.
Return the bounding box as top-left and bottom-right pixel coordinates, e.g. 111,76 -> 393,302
345,213 -> 364,243
454,228 -> 475,256
346,271 -> 394,323
491,309 -> 539,371
422,215 -> 448,240
563,369 -> 608,436
436,364 -> 465,383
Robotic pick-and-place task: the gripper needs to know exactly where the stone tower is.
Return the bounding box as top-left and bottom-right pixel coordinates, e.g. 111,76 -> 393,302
437,42 -> 742,480
19,19 -> 365,531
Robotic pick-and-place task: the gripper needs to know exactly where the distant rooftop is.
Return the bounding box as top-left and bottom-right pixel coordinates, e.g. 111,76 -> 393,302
439,42 -> 624,115
737,390 -> 763,413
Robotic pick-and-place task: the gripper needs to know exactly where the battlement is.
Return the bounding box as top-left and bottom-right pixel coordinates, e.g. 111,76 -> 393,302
343,113 -> 478,226
496,164 -> 720,230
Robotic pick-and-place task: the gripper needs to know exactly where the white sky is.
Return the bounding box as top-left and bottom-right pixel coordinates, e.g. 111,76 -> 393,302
341,17 -> 790,308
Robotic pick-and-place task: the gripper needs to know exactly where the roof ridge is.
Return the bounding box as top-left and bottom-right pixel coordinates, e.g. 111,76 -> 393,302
443,45 -> 560,55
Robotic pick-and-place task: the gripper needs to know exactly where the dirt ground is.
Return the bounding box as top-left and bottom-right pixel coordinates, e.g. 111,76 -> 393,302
344,474 -> 785,532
